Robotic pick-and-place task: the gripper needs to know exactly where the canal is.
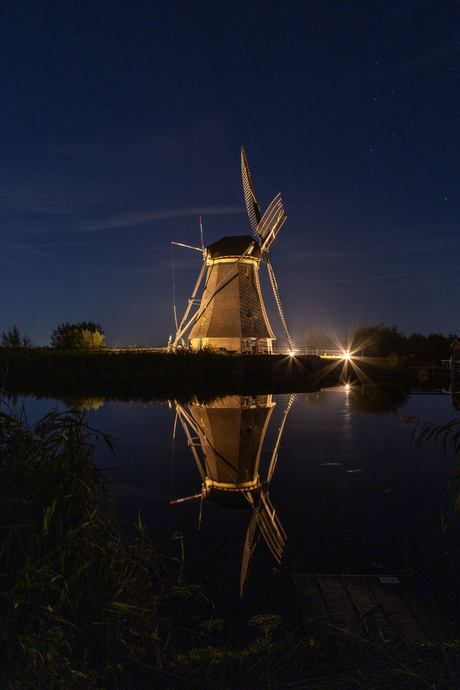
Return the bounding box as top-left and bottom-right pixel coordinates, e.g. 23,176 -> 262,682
10,382 -> 460,638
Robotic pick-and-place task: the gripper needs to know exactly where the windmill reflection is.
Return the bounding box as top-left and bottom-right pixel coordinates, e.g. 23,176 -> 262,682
174,394 -> 295,596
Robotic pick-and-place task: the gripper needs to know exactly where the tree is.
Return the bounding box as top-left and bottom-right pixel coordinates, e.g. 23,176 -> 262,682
408,332 -> 426,356
426,332 -> 451,356
51,322 -> 106,350
350,323 -> 404,356
1,325 -> 35,348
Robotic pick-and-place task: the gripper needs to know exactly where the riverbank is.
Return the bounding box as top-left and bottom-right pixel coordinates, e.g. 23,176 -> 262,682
0,347 -> 439,406
0,348 -> 324,403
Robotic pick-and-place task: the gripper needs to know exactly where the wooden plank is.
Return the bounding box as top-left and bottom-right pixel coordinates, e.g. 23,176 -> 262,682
292,575 -> 330,628
363,576 -> 429,645
316,575 -> 360,633
387,577 -> 456,643
293,574 -> 457,646
340,575 -> 395,642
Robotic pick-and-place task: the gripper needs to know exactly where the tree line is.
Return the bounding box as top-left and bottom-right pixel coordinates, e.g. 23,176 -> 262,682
2,320 -> 458,357
303,323 -> 459,358
1,322 -> 105,350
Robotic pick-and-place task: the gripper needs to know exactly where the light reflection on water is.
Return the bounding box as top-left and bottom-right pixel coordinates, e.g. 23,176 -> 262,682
6,385 -> 460,629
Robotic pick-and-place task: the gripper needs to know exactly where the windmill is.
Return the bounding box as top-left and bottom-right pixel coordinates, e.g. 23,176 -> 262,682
171,393 -> 296,596
171,147 -> 294,353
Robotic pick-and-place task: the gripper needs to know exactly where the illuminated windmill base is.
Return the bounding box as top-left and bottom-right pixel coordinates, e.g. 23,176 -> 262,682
188,393 -> 275,509
189,235 -> 275,353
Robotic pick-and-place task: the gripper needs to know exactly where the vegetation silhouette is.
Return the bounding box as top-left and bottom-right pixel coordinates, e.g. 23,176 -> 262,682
348,383 -> 411,416
350,323 -> 457,359
51,321 -> 106,350
1,325 -> 34,348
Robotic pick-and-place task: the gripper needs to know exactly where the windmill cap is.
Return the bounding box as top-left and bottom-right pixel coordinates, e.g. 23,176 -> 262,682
206,235 -> 262,260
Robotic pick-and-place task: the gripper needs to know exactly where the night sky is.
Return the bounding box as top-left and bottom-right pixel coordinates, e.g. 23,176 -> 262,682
1,1 -> 459,348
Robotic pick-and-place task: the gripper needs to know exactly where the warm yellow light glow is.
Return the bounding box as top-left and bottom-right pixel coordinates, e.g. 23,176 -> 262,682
289,351 -> 294,357
343,351 -> 350,360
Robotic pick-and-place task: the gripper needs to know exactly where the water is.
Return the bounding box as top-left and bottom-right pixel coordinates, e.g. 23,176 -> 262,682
7,384 -> 460,634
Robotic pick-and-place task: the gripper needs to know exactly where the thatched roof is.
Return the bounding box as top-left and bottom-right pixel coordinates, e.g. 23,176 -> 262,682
207,235 -> 261,261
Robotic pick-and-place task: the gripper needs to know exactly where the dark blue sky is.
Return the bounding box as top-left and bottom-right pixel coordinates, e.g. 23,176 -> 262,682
1,1 -> 459,347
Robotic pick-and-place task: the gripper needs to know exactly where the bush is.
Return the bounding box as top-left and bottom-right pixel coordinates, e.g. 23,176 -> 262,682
51,321 -> 106,350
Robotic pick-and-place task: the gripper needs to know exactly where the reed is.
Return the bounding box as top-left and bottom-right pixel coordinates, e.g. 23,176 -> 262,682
0,404 -> 211,687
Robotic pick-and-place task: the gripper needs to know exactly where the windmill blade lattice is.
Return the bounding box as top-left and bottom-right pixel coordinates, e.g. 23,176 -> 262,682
240,504 -> 261,597
266,393 -> 296,486
259,493 -> 286,562
265,255 -> 295,352
240,496 -> 286,597
241,147 -> 262,236
258,193 -> 286,249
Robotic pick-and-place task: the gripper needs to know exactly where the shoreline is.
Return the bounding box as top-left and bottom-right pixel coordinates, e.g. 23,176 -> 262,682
0,347 -> 445,405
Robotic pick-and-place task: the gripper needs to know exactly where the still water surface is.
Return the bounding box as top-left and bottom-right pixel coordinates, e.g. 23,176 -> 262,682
17,384 -> 460,633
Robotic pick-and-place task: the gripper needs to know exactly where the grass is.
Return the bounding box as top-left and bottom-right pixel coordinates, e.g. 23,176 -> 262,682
0,403 -> 214,688
1,403 -> 460,689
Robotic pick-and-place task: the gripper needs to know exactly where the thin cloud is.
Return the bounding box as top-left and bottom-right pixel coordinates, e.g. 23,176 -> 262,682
82,206 -> 244,232
1,242 -> 56,260
284,233 -> 460,263
287,270 -> 460,297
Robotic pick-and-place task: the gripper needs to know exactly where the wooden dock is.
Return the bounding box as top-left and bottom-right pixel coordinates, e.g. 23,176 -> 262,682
292,574 -> 456,645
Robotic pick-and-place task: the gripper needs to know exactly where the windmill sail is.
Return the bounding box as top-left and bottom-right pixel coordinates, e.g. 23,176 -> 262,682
241,147 -> 286,248
241,146 -> 261,236
240,505 -> 261,597
240,146 -> 294,352
258,193 -> 286,250
259,493 -> 286,562
265,255 -> 295,352
240,496 -> 286,597
266,393 -> 296,484
173,259 -> 207,347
